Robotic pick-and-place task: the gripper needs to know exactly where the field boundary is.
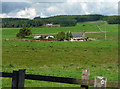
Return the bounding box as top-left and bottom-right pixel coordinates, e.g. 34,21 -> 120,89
0,69 -> 119,89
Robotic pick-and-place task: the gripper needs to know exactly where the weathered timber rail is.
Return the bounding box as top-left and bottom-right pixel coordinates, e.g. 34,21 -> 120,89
0,69 -> 119,89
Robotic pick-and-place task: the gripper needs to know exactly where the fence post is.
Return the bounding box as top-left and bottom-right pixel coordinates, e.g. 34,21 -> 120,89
81,69 -> 89,89
94,76 -> 107,89
12,71 -> 19,89
12,69 -> 26,89
18,69 -> 26,89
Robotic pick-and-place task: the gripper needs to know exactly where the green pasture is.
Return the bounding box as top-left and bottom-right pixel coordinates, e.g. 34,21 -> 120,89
77,21 -> 107,26
2,22 -> 118,39
2,21 -> 118,87
2,26 -> 99,38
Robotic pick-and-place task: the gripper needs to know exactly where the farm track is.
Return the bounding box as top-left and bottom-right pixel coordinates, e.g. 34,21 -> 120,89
32,33 -> 57,36
85,31 -> 111,33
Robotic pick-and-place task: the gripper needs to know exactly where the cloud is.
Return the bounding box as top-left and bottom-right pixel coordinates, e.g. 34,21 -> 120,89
39,1 -> 118,16
46,6 -> 58,12
2,2 -> 31,13
1,1 -> 119,19
46,6 -> 66,16
85,2 -> 118,15
40,12 -> 47,18
0,13 -> 10,18
80,3 -> 90,15
16,8 -> 37,18
0,8 -> 37,19
2,0 -> 29,2
66,0 -> 119,2
2,0 -> 119,3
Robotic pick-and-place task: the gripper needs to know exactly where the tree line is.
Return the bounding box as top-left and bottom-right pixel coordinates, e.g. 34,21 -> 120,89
2,18 -> 44,28
2,14 -> 119,28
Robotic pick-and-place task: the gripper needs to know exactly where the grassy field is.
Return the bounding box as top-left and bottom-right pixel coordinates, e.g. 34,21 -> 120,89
77,21 -> 107,26
2,21 -> 118,87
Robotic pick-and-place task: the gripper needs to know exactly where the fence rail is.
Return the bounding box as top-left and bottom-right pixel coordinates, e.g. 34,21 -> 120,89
0,69 -> 119,89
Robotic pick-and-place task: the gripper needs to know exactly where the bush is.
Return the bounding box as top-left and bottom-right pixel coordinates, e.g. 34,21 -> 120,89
16,27 -> 32,38
39,35 -> 44,39
84,37 -> 89,41
91,64 -> 96,67
16,33 -> 25,38
65,31 -> 73,41
56,32 -> 65,41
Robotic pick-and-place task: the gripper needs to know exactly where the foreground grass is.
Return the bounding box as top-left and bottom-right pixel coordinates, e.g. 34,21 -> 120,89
2,40 -> 118,87
2,40 -> 118,66
2,63 -> 118,87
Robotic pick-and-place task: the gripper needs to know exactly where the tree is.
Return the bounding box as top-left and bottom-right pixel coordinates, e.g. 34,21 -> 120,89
107,16 -> 119,24
39,35 -> 44,39
56,31 -> 65,41
16,27 -> 32,38
69,31 -> 73,38
65,31 -> 73,41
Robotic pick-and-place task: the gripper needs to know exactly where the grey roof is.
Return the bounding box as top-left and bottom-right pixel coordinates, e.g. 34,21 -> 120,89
72,33 -> 84,38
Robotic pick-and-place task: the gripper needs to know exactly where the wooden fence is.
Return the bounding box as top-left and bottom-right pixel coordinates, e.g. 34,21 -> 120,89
0,69 -> 119,89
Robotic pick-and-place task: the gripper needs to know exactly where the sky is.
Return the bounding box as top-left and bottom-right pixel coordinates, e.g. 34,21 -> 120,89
0,0 -> 120,19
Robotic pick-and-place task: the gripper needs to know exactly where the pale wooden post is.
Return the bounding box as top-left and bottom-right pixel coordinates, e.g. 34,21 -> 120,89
81,69 -> 89,89
94,76 -> 107,89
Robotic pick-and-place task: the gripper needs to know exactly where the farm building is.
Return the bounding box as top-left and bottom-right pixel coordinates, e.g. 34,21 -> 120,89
46,36 -> 54,39
46,24 -> 53,27
71,32 -> 85,41
34,36 -> 41,39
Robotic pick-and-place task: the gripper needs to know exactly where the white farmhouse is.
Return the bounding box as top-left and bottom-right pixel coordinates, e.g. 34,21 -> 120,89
34,36 -> 41,39
46,36 -> 54,39
46,24 -> 53,27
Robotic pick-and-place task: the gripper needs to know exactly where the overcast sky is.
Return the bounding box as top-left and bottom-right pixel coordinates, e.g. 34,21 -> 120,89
0,0 -> 120,19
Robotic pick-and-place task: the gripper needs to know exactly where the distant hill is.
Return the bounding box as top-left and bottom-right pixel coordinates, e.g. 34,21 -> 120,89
1,14 -> 119,28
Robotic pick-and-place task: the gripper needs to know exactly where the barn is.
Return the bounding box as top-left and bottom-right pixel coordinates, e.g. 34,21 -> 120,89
46,24 -> 53,27
71,32 -> 85,41
34,36 -> 41,39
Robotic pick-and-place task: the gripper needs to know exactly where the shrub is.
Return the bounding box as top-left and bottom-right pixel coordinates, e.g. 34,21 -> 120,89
39,35 -> 44,39
16,27 -> 32,38
65,31 -> 73,41
108,65 -> 112,69
16,33 -> 25,38
9,64 -> 14,68
84,37 -> 89,41
56,31 -> 65,41
65,33 -> 70,40
91,64 -> 96,67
